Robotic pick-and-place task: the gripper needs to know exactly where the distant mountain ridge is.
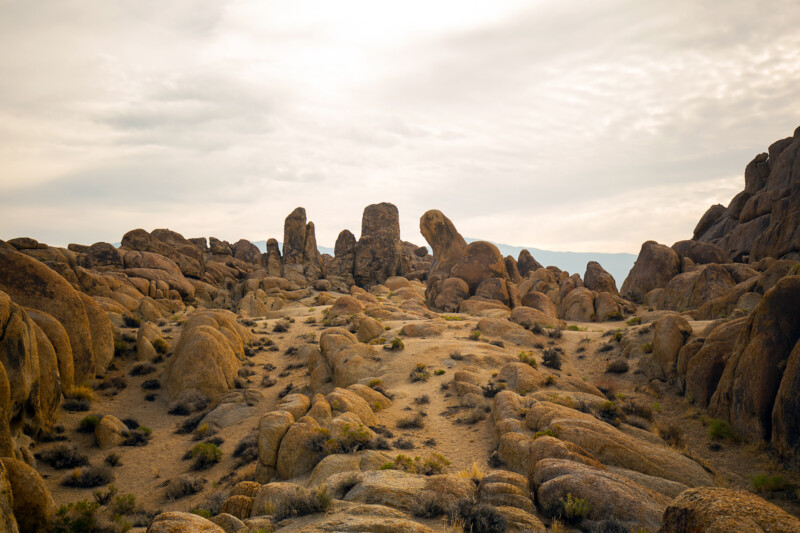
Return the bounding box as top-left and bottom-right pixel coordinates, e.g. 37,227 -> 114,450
252,239 -> 635,286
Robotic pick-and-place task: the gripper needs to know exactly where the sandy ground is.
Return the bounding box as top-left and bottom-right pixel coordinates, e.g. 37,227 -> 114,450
35,292 -> 800,527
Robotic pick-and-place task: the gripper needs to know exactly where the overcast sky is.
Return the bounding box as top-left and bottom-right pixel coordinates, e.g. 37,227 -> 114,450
2,1 -> 799,254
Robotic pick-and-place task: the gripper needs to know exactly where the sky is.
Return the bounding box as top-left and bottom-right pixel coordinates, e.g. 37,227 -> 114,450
1,0 -> 800,254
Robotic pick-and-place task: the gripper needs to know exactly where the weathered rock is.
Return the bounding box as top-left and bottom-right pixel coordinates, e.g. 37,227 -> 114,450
327,230 -> 356,288
433,277 -> 470,312
647,314 -> 692,381
329,295 -> 364,318
265,239 -> 282,278
210,513 -> 245,533
25,309 -> 74,393
477,318 -> 536,347
584,261 -> 618,295
710,276 -> 800,441
354,203 -> 406,288
256,411 -> 294,482
233,239 -> 261,266
77,292 -> 115,375
303,222 -> 324,282
282,207 -> 309,283
660,264 -> 735,312
275,394 -> 311,421
162,309 -> 254,401
0,457 -> 56,533
0,460 -> 18,533
420,210 -> 468,309
509,306 -> 562,329
659,486 -> 800,533
345,470 -> 475,513
276,416 -> 323,479
693,205 -> 727,241
621,241 -> 680,303
353,315 -> 384,343
534,458 -> 670,531
685,318 -> 746,406
95,415 -> 128,450
0,247 -> 97,385
559,287 -> 596,322
219,496 -> 253,520
450,241 -> 507,294
147,511 -> 225,533
517,249 -> 543,278
400,321 -> 444,337
771,338 -> 800,463
499,362 -> 544,393
671,240 -> 728,265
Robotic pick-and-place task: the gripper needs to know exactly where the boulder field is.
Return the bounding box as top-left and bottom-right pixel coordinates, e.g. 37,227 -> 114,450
2,125 -> 800,532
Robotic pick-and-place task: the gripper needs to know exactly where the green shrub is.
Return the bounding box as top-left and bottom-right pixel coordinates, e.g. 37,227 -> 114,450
469,329 -> 481,340
434,369 -> 446,375
708,419 -> 739,442
641,342 -> 653,353
152,338 -> 169,354
442,315 -> 465,321
50,500 -> 101,533
752,474 -> 790,494
385,337 -> 404,351
626,316 -> 642,326
382,453 -> 450,475
189,443 -> 223,470
542,349 -> 562,370
560,493 -> 591,523
410,363 -> 430,382
518,351 -> 538,368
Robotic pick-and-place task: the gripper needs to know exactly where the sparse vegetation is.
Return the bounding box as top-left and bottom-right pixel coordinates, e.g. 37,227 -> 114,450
708,419 -> 739,442
397,412 -> 425,429
410,362 -> 431,382
542,349 -> 562,370
559,493 -> 591,523
380,453 -> 450,475
413,491 -> 448,518
165,475 -> 206,500
272,485 -> 332,520
626,316 -> 642,326
641,342 -> 653,354
435,369 -> 446,375
104,453 -> 122,467
36,445 -> 89,469
469,329 -> 481,340
130,363 -> 156,376
658,422 -> 685,447
78,414 -> 101,433
752,474 -> 790,495
548,328 -> 563,339
448,497 -> 507,533
518,351 -> 538,368
385,337 -> 405,351
62,466 -> 113,488
67,386 -> 95,402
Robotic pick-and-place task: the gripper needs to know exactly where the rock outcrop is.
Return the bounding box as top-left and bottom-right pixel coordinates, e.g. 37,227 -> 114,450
354,203 -> 406,288
621,241 -> 680,303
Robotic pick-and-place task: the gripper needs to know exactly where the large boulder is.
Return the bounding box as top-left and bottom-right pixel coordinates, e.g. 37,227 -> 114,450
0,457 -> 56,533
671,240 -> 728,265
0,460 -> 18,533
147,512 -> 225,533
709,276 -> 800,442
621,241 -> 680,303
450,241 -> 507,294
517,249 -> 543,278
584,261 -> 618,295
419,210 -> 468,309
162,310 -> 254,401
264,238 -> 282,278
25,309 -> 74,392
232,239 -> 261,266
659,264 -> 735,311
0,247 -> 98,385
122,228 -> 204,279
303,221 -> 324,282
659,487 -> 800,533
684,318 -> 746,407
327,230 -> 356,289
282,207 -> 309,284
354,203 -> 406,288
534,458 -> 670,532
646,314 -> 692,381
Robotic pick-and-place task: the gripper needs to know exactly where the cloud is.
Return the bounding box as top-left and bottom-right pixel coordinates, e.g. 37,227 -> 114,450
1,0 -> 799,254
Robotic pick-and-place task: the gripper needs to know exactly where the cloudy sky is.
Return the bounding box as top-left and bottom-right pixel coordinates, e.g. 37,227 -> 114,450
2,0 -> 799,254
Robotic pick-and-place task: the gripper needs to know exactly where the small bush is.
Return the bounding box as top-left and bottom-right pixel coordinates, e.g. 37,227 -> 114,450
122,426 -> 152,447
189,442 -> 222,470
394,437 -> 414,450
605,358 -> 629,373
658,422 -> 685,447
50,500 -> 102,533
78,415 -> 101,433
641,342 -> 653,354
63,398 -> 90,412
410,363 -> 431,383
93,484 -> 117,505
414,395 -> 431,405
413,491 -> 448,518
152,338 -> 169,354
233,431 -> 259,465
165,475 -> 206,500
385,337 -> 405,351
518,351 -> 538,368
542,349 -> 562,370
450,351 -> 464,360
560,493 -> 591,523
121,418 -> 140,430
708,419 -> 739,442
434,369 -> 446,375
130,363 -> 156,376
448,498 -> 507,533
36,445 -> 89,469
626,316 -> 642,326
544,375 -> 557,386
457,461 -> 486,485
397,412 -> 425,429
104,453 -> 122,467
122,314 -> 141,328
272,485 -> 332,520
272,319 -> 290,333
62,466 -> 113,488
141,379 -> 161,390
482,382 -> 506,398
469,329 -> 481,341
531,323 -> 544,335
548,328 -> 563,339
168,391 -> 209,416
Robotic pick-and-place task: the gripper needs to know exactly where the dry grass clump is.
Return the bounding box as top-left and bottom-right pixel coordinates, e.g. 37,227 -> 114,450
129,363 -> 156,376
658,422 -> 685,447
413,491 -> 448,518
164,475 -> 206,500
187,442 -> 222,470
397,412 -> 425,429
271,485 -> 332,520
380,453 -> 451,476
448,497 -> 507,533
62,465 -> 113,488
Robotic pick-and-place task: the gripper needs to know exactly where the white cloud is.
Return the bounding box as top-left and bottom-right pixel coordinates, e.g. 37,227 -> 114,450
1,0 -> 799,252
